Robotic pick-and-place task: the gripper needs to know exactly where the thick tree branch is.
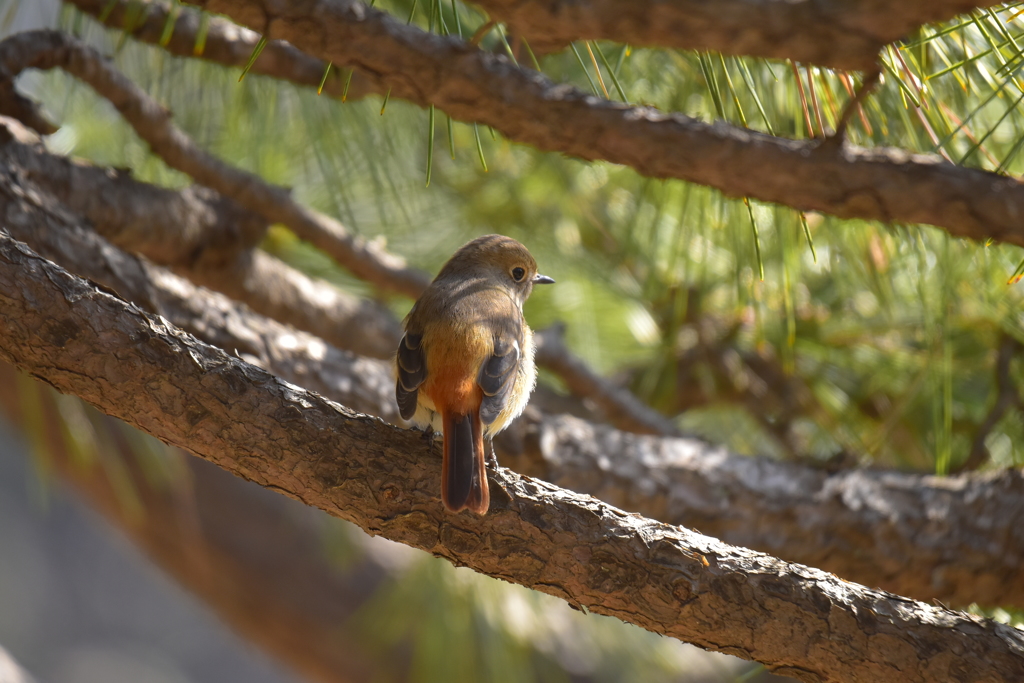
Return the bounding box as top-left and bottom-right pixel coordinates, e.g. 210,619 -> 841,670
2,231 -> 1024,683
141,0 -> 1024,249
469,0 -> 1000,72
520,417 -> 1024,610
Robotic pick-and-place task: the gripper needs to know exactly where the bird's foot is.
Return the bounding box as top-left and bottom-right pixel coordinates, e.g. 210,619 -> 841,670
485,439 -> 499,469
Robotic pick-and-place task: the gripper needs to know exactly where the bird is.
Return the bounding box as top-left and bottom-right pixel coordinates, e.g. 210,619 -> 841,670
395,235 -> 554,514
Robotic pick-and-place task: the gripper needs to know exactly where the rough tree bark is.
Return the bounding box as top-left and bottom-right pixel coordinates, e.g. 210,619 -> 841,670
1,230 -> 1023,683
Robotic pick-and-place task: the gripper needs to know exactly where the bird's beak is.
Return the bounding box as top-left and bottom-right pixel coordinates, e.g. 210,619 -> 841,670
533,273 -> 555,285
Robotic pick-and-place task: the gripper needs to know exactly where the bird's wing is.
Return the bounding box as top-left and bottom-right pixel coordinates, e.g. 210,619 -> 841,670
478,334 -> 521,426
396,332 -> 426,420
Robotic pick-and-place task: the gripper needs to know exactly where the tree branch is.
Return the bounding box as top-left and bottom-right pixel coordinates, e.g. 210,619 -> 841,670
468,0 -> 999,71
534,325 -> 683,437
2,230 -> 1023,683
520,416 -> 1024,610
144,1 -> 1024,250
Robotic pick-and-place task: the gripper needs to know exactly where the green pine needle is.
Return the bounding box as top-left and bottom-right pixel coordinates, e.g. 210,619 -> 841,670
193,11 -> 210,56
744,198 -> 765,280
158,4 -> 178,46
450,0 -> 463,36
426,105 -> 435,187
496,24 -> 518,65
98,0 -> 118,22
522,37 -> 541,71
342,69 -> 354,102
799,212 -> 817,263
592,41 -> 629,102
238,35 -> 268,82
317,62 -> 332,95
698,52 -> 725,119
446,114 -> 456,159
473,122 -> 488,171
570,42 -> 602,96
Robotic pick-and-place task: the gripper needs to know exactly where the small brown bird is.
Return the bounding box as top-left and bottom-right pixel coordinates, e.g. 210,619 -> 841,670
396,235 -> 554,514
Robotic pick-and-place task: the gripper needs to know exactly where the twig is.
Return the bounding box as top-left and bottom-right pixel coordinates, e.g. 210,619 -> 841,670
959,333 -> 1022,472
830,69 -> 880,142
534,324 -> 684,437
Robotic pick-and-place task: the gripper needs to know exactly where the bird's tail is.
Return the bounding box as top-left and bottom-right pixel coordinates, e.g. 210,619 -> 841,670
441,410 -> 489,514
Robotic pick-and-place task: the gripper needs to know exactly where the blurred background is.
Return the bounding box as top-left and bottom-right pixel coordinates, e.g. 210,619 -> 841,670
2,0 -> 1024,680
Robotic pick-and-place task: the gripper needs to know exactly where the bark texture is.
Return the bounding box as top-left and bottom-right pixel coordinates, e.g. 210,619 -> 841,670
1,231 -> 1023,683
519,417 -> 1024,610
470,0 -> 1000,70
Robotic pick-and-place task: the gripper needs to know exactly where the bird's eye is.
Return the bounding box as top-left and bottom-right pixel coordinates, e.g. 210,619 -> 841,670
511,267 -> 526,281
